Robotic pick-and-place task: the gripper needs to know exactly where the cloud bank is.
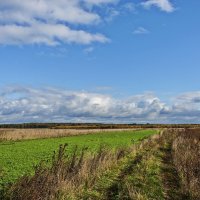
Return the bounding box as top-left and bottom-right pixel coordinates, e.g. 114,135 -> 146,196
0,0 -> 175,46
0,86 -> 199,124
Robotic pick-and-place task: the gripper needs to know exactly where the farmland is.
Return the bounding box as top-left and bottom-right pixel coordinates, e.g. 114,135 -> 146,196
0,129 -> 156,192
0,128 -> 199,200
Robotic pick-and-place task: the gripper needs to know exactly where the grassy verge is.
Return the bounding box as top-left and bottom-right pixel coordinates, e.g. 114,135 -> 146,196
87,136 -> 164,200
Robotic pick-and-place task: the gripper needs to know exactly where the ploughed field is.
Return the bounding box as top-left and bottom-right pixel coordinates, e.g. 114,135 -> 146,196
0,129 -> 156,191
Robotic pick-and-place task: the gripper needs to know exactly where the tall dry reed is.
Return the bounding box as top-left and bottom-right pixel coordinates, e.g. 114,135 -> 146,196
5,144 -> 129,200
172,128 -> 200,199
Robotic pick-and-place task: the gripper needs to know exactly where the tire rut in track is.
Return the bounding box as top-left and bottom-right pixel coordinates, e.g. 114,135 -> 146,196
105,154 -> 143,200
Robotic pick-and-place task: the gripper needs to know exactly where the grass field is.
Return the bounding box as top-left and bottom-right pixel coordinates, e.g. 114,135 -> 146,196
1,128 -> 199,200
0,129 -> 157,190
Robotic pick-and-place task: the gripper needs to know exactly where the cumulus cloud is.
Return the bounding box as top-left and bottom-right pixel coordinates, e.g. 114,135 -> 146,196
0,0 -> 176,45
141,0 -> 174,13
0,23 -> 108,45
0,86 -> 200,124
0,0 -> 113,45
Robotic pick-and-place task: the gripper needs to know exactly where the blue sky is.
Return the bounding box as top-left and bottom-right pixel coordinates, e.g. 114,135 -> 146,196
0,0 -> 200,123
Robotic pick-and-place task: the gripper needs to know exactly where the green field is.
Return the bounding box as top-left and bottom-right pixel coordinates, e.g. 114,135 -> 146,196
0,129 -> 157,189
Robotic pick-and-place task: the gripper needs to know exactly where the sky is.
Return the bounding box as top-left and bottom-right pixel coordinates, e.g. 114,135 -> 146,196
0,0 -> 200,124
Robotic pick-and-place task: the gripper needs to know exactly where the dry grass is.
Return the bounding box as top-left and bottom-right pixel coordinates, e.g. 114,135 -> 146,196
0,128 -> 139,141
5,144 -> 130,200
172,128 -> 200,199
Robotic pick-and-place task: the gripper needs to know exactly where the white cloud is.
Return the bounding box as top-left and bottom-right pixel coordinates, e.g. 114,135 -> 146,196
0,23 -> 108,45
141,0 -> 174,13
0,0 -> 175,46
0,0 -> 101,25
1,86 -> 200,124
133,27 -> 149,34
84,0 -> 118,5
105,8 -> 120,22
0,0 -> 113,45
123,3 -> 136,12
